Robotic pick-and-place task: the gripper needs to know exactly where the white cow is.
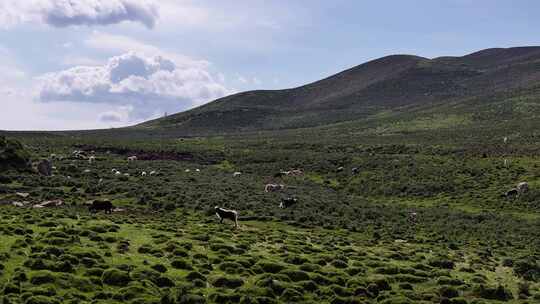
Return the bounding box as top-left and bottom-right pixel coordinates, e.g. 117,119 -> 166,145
127,156 -> 138,162
233,172 -> 242,177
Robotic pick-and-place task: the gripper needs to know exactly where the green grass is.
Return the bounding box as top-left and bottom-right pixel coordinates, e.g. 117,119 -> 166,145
1,120 -> 540,303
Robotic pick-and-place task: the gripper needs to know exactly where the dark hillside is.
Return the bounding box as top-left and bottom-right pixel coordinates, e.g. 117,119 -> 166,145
138,46 -> 540,135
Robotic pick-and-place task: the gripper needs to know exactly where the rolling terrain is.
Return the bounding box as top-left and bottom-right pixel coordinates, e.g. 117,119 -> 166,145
139,47 -> 540,136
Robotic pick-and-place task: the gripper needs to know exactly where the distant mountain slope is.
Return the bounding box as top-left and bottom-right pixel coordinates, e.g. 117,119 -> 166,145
137,46 -> 540,135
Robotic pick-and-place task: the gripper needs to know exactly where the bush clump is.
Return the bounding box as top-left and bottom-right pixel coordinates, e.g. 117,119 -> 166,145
256,262 -> 286,274
101,269 -> 131,287
473,284 -> 513,301
30,271 -> 56,285
211,276 -> 244,289
171,259 -> 193,270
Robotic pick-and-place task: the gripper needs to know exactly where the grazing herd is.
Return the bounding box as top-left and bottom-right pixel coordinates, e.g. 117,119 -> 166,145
28,150 -> 536,230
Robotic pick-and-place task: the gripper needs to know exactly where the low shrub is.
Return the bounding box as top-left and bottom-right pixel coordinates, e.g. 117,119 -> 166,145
211,276 -> 244,289
102,269 -> 131,287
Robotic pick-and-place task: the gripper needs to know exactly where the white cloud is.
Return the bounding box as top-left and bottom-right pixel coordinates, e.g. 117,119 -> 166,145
0,0 -> 158,29
37,51 -> 230,120
84,31 -> 208,69
62,54 -> 102,66
98,105 -> 133,123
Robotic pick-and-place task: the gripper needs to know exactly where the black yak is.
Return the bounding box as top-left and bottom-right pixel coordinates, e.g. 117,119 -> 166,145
89,200 -> 114,214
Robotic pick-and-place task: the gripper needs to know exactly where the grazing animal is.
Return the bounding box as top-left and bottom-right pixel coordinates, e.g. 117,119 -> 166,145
149,170 -> 157,176
352,167 -> 360,175
265,183 -> 284,193
185,169 -> 191,173
274,171 -> 288,178
288,169 -> 304,176
88,156 -> 96,163
195,168 -> 200,172
275,169 -> 303,177
127,156 -> 137,162
83,169 -> 91,173
123,173 -> 130,176
72,150 -> 87,159
115,171 -> 122,175
233,171 -> 242,177
33,200 -> 63,209
141,171 -> 147,176
279,197 -> 298,209
408,212 -> 418,223
12,201 -> 26,207
89,200 -> 114,214
336,166 -> 344,172
517,182 -> 529,194
214,206 -> 239,228
37,160 -> 53,176
504,188 -> 519,199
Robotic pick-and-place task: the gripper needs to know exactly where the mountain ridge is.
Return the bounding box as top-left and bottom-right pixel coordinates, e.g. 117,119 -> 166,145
137,46 -> 540,135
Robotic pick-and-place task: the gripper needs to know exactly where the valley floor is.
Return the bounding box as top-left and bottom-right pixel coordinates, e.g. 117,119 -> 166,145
0,132 -> 539,303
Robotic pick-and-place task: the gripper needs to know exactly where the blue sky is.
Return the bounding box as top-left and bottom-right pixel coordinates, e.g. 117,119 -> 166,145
0,0 -> 538,130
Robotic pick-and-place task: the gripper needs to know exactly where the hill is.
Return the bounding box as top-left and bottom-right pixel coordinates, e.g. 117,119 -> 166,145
137,46 -> 540,135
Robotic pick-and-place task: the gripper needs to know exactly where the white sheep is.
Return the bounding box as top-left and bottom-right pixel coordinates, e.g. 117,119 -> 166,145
517,182 -> 529,194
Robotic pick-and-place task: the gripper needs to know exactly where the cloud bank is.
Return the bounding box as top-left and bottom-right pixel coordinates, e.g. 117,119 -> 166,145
0,0 -> 159,29
38,52 -> 230,120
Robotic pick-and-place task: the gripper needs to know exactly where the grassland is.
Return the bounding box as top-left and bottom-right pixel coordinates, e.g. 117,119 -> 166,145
0,125 -> 539,304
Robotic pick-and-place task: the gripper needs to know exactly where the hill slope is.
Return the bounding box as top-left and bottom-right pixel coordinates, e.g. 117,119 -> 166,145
138,47 -> 540,135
